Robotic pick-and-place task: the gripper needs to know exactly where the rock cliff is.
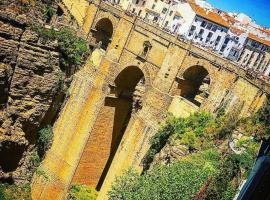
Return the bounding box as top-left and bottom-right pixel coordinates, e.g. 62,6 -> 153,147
0,1 -> 64,184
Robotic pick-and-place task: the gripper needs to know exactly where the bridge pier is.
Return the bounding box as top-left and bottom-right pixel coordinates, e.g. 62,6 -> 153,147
31,57 -> 112,200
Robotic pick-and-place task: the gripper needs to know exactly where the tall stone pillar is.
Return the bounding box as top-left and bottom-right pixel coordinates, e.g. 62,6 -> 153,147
32,58 -> 112,200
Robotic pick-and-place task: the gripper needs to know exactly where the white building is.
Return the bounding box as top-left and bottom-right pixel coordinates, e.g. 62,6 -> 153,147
237,33 -> 270,74
220,27 -> 248,61
184,2 -> 229,51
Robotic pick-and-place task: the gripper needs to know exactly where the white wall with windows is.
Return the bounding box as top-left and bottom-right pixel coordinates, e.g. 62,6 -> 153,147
187,16 -> 228,51
220,31 -> 247,61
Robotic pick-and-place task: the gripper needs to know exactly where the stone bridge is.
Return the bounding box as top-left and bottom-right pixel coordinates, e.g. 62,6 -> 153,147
32,0 -> 270,199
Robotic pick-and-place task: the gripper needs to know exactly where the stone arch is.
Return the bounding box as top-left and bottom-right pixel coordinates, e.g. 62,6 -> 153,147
177,65 -> 211,106
92,18 -> 114,50
110,63 -> 151,90
179,54 -> 217,85
72,66 -> 146,191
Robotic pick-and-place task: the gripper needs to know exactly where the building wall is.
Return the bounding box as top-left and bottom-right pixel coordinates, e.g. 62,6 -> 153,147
175,1 -> 196,35
222,32 -> 247,61
187,16 -> 228,51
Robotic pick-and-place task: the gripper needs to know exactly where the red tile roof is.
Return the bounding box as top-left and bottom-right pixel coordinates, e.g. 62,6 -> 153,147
230,27 -> 245,35
189,2 -> 230,28
248,33 -> 270,47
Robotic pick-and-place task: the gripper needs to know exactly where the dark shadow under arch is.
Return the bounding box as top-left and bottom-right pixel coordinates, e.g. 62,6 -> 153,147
178,65 -> 210,106
94,18 -> 113,50
96,66 -> 145,190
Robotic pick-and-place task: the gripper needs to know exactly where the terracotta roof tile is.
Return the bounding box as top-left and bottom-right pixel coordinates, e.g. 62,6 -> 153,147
230,27 -> 245,35
258,27 -> 270,36
248,33 -> 270,47
189,3 -> 230,28
223,13 -> 239,24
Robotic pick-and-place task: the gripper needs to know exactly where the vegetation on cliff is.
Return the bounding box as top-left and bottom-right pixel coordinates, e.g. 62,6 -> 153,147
68,184 -> 98,200
109,97 -> 270,200
0,184 -> 31,200
109,150 -> 220,200
32,26 -> 89,72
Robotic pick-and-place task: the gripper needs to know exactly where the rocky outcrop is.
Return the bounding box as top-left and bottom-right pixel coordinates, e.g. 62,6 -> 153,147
0,2 -> 63,183
151,141 -> 189,168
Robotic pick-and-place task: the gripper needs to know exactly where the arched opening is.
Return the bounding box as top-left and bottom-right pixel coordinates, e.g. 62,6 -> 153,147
177,65 -> 210,106
93,18 -> 113,50
141,41 -> 152,58
72,66 -> 145,190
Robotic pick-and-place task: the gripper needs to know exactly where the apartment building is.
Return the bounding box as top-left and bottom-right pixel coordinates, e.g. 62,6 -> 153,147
237,34 -> 270,74
220,27 -> 248,61
122,0 -> 183,33
185,3 -> 229,51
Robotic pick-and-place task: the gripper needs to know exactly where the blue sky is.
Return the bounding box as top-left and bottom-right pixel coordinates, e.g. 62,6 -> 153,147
207,0 -> 270,28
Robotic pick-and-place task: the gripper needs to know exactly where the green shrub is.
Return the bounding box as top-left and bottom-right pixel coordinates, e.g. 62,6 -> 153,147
32,26 -> 89,69
29,149 -> 41,167
37,125 -> 53,158
57,28 -> 88,67
205,142 -> 258,200
142,112 -> 214,170
254,97 -> 270,139
180,131 -> 199,150
109,150 -> 220,200
111,109 -> 261,200
0,184 -> 31,200
68,184 -> 97,200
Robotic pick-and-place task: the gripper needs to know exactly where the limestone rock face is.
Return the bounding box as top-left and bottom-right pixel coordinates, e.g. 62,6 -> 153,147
0,3 -> 62,183
151,141 -> 189,168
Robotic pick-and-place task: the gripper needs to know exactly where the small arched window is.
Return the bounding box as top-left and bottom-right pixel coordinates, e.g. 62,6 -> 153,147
141,41 -> 152,58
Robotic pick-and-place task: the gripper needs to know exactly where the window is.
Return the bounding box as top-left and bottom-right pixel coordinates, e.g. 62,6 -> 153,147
145,13 -> 149,19
138,10 -> 142,16
190,25 -> 196,31
152,4 -> 156,9
198,29 -> 204,36
220,45 -> 226,52
56,6 -> 64,16
136,0 -> 139,4
207,32 -> 213,38
206,32 -> 213,42
141,41 -> 152,58
211,25 -> 217,32
224,37 -> 230,44
188,25 -> 196,36
173,15 -> 180,20
216,36 -> 221,42
164,21 -> 169,27
206,23 -> 212,30
215,36 -> 221,46
142,1 -> 145,5
201,21 -> 207,27
162,8 -> 167,14
169,10 -> 173,16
